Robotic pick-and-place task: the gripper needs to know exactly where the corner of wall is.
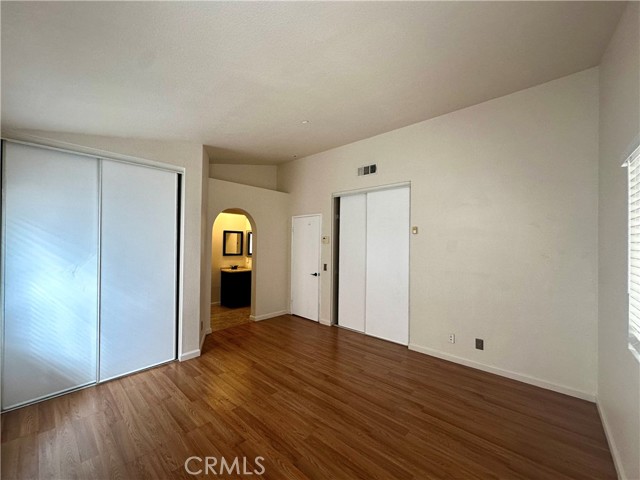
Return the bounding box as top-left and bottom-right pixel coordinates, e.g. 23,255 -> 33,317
200,146 -> 211,340
596,3 -> 640,479
596,397 -> 628,480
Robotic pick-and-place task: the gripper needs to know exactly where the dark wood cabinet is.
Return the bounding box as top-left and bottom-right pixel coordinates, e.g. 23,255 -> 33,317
220,269 -> 252,308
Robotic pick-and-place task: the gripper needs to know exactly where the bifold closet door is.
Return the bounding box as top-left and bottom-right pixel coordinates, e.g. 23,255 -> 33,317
2,142 -> 99,410
365,187 -> 410,345
99,160 -> 178,381
338,194 -> 367,332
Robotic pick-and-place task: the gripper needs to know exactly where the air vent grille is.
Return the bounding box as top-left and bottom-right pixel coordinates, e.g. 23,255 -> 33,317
357,164 -> 377,176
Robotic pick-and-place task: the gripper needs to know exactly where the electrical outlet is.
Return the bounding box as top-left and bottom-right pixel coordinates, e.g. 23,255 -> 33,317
449,334 -> 455,344
475,338 -> 484,350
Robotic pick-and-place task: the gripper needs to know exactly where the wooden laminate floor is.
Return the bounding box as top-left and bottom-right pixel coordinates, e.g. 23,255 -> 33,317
211,304 -> 251,332
1,315 -> 615,479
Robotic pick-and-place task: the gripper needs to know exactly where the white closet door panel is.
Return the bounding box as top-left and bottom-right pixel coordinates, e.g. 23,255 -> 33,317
2,142 -> 98,410
100,160 -> 177,381
338,194 -> 366,332
365,187 -> 410,345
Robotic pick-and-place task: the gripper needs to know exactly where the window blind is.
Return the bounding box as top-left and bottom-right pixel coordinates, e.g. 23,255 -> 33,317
627,144 -> 640,362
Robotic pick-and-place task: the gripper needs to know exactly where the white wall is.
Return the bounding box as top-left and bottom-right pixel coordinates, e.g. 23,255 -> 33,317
2,129 -> 209,360
207,179 -> 290,321
598,3 -> 640,479
211,213 -> 252,303
278,68 -> 600,399
210,164 -> 278,191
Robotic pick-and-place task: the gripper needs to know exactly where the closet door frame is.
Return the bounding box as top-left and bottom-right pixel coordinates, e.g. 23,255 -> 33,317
0,138 -> 185,411
331,182 -> 411,343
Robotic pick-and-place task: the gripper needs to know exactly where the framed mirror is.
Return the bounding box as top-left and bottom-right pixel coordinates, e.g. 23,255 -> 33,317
223,230 -> 243,256
247,231 -> 253,256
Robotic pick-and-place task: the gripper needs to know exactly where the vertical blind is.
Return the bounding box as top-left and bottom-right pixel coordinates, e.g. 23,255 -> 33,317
627,144 -> 640,362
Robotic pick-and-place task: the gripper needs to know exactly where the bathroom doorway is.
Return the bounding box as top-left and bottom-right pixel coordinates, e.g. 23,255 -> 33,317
211,210 -> 255,331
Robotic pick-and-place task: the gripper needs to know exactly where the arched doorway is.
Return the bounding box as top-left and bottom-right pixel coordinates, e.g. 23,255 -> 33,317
210,209 -> 256,332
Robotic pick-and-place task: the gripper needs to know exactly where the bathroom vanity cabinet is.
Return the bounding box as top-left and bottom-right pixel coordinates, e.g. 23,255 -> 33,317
220,268 -> 252,308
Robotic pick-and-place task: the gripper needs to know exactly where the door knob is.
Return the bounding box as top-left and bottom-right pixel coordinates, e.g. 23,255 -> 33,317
311,272 -> 319,277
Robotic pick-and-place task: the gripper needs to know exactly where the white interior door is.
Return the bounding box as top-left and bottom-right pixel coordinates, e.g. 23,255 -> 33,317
291,215 -> 321,321
99,160 -> 178,381
2,142 -> 99,410
338,194 -> 367,332
365,186 -> 410,345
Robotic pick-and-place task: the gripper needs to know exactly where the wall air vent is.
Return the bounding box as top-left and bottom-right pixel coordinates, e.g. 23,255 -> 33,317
357,164 -> 377,176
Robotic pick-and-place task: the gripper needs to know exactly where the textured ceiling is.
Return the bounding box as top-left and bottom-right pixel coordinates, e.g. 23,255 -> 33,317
1,1 -> 626,165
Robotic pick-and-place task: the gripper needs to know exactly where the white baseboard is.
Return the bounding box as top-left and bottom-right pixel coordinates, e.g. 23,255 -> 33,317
179,348 -> 201,362
250,310 -> 289,321
204,327 -> 212,335
210,301 -> 220,306
319,318 -> 331,326
597,398 -> 627,480
408,343 -> 595,402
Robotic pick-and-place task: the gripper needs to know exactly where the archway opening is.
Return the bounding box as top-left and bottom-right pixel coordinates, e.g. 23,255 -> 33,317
210,209 -> 256,332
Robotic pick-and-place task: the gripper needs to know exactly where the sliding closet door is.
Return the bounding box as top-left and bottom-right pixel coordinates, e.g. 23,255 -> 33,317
338,194 -> 367,332
99,160 -> 178,381
2,142 -> 99,410
365,186 -> 410,345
